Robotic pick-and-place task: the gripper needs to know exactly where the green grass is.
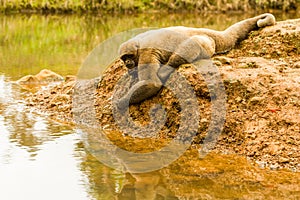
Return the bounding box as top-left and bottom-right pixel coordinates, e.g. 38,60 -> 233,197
0,0 -> 299,13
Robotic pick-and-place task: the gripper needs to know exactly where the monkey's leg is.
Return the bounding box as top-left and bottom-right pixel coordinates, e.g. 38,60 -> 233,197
158,35 -> 216,82
171,35 -> 215,64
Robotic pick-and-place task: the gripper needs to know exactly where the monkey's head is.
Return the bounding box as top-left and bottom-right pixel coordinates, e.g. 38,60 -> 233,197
119,40 -> 139,69
120,54 -> 136,69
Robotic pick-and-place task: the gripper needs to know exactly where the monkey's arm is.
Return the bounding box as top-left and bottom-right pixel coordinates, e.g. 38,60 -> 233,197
192,13 -> 276,54
220,13 -> 275,52
117,79 -> 162,108
117,53 -> 163,107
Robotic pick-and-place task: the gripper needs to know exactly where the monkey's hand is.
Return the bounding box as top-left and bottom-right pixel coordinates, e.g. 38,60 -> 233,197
116,80 -> 163,110
157,65 -> 175,83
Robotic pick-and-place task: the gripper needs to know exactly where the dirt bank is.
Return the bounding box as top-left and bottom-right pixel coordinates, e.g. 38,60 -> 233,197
25,19 -> 300,171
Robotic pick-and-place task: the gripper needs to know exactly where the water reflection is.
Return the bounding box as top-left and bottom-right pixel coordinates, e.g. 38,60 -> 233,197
0,76 -> 90,200
79,151 -> 178,200
79,148 -> 300,199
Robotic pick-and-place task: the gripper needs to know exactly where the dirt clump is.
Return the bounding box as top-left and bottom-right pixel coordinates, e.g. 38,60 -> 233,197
25,19 -> 300,171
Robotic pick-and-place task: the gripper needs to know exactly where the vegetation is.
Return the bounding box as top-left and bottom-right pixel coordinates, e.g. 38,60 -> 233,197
0,0 -> 299,13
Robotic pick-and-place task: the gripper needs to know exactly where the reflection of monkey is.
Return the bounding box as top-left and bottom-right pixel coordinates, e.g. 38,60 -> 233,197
116,172 -> 178,200
117,13 -> 275,107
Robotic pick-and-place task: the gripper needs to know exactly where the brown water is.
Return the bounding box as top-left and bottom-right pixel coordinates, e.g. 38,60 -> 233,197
1,12 -> 300,200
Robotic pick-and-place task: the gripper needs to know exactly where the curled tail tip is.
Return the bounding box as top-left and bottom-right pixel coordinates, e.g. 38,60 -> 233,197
257,13 -> 276,28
